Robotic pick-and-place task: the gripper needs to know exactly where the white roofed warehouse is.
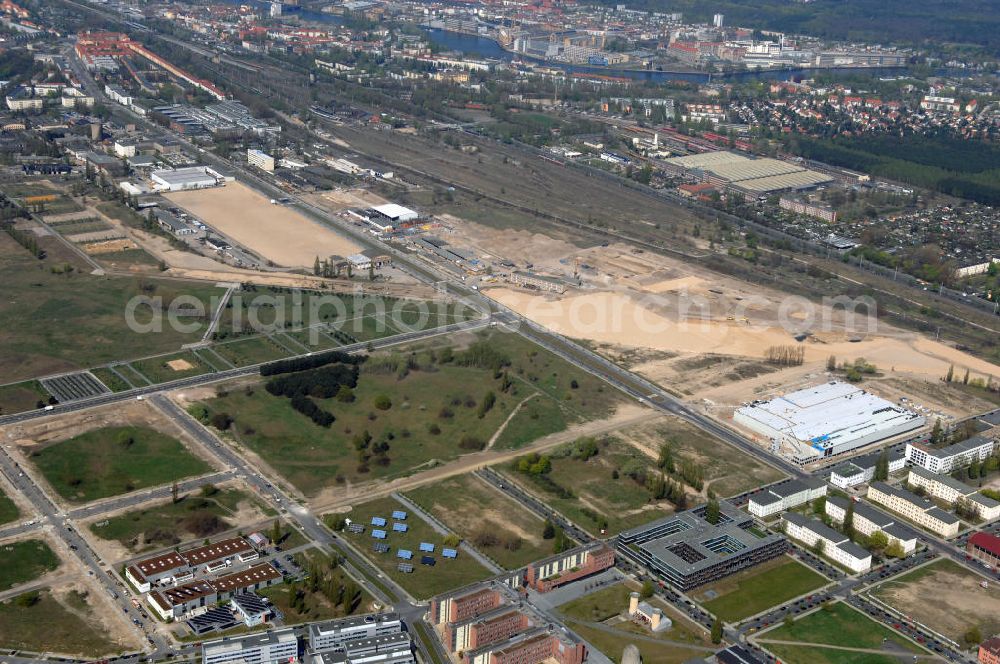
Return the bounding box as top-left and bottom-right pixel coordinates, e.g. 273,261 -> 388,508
734,381 -> 925,460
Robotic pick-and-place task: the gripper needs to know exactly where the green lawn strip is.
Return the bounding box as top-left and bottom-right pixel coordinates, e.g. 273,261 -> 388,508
89,488 -> 259,553
761,602 -> 923,652
0,539 -> 60,589
29,425 -> 213,503
93,248 -> 160,269
130,351 -> 213,384
212,336 -> 293,367
0,380 -> 52,415
500,436 -> 672,536
90,367 -> 131,393
284,327 -> 343,350
0,487 -> 19,525
0,590 -> 123,657
698,557 -> 828,623
761,643 -> 905,664
330,495 -> 492,600
404,474 -> 552,569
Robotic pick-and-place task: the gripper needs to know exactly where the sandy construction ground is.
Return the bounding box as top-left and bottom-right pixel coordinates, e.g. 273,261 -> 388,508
166,182 -> 361,268
873,562 -> 1000,642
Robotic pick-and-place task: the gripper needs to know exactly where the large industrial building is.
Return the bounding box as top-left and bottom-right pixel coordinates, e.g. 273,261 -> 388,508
663,151 -> 833,196
734,382 -> 925,460
616,501 -> 787,591
150,165 -> 234,192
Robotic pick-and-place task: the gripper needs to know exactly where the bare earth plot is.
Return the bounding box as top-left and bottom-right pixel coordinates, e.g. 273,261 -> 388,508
165,182 -> 360,269
869,559 -> 1000,644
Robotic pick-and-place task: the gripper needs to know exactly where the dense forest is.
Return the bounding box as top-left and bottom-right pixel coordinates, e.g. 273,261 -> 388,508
608,0 -> 1000,54
783,135 -> 1000,206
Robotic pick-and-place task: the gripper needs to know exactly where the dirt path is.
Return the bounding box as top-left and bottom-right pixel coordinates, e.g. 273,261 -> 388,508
486,393 -> 539,450
310,404 -> 662,513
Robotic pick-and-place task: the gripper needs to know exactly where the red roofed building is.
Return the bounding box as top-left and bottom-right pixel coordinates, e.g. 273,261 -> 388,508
968,532 -> 1000,568
980,637 -> 1000,664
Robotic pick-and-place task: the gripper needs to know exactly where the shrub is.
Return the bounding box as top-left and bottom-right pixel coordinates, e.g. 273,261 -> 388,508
373,394 -> 392,410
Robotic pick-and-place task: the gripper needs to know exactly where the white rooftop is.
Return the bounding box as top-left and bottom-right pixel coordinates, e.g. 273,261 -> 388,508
372,203 -> 416,220
736,381 -> 921,447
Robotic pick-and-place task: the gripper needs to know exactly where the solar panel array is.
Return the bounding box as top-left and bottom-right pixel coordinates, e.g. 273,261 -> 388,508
442,548 -> 458,559
419,542 -> 434,552
371,517 -> 387,527
392,510 -> 407,520
372,529 -> 387,539
421,556 -> 436,566
373,543 -> 390,553
397,549 -> 413,560
347,523 -> 365,534
398,563 -> 414,573
392,523 -> 408,533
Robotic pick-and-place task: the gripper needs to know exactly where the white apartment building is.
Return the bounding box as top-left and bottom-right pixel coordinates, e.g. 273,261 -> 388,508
866,482 -> 961,538
781,512 -> 872,573
747,478 -> 827,518
247,149 -> 275,172
824,496 -> 917,554
829,448 -> 907,489
907,467 -> 1000,522
202,628 -> 298,664
905,436 -> 994,474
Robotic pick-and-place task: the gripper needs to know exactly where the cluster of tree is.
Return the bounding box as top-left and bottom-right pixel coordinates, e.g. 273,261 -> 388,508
452,340 -> 511,375
515,452 -> 553,476
842,357 -> 878,383
477,391 -> 496,419
541,518 -> 574,553
289,554 -> 363,617
474,524 -> 522,552
645,472 -> 689,509
290,395 -> 335,428
261,349 -> 360,376
265,364 -> 359,399
1,222 -> 44,259
569,437 -> 601,461
656,442 -> 703,492
765,345 -> 805,367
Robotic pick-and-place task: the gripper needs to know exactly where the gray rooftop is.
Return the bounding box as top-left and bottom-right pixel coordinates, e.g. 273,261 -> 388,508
909,466 -> 976,496
870,482 -> 937,511
918,436 -> 995,459
925,506 -> 960,525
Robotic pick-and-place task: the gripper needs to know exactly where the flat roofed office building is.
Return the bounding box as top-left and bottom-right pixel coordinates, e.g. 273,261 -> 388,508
309,613 -> 404,653
202,628 -> 299,664
617,501 -> 787,591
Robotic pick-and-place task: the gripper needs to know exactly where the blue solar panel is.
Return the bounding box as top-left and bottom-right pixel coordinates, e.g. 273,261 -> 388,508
397,549 -> 413,560
372,529 -> 387,539
392,511 -> 407,520
421,556 -> 436,566
371,517 -> 387,527
392,523 -> 408,533
419,542 -> 435,552
442,548 -> 458,559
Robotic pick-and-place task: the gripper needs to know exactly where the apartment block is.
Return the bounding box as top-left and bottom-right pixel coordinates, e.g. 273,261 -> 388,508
866,482 -> 961,538
524,542 -> 614,592
908,467 -> 1000,521
829,448 -> 906,489
747,478 -> 827,518
905,437 -> 995,474
824,496 -> 917,554
782,512 -> 872,573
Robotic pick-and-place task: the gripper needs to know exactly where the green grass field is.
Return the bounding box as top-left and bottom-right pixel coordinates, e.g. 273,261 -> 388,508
331,496 -> 492,600
0,539 -> 60,589
0,486 -> 18,525
130,351 -> 213,384
29,425 -> 213,503
761,644 -> 906,664
405,474 -> 552,569
761,602 -> 923,653
93,247 -> 161,270
626,417 -> 785,498
212,336 -> 293,367
90,367 -> 132,392
0,589 -> 124,657
0,379 -> 52,416
559,583 -> 708,646
89,487 -> 271,553
696,557 -> 828,623
0,231 -> 225,383
500,436 -> 671,537
202,332 -> 621,497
